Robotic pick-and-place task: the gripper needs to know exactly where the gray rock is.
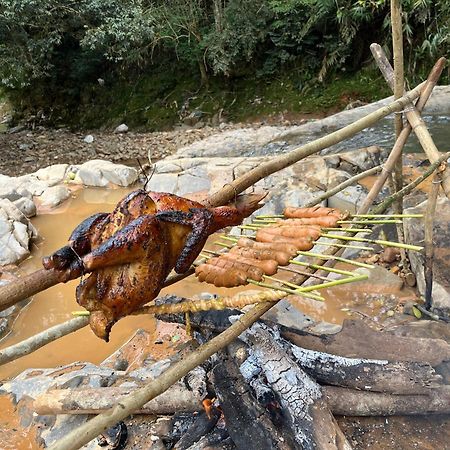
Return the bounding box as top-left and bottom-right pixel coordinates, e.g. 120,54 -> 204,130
404,197 -> 450,315
114,123 -> 129,134
75,160 -> 138,187
13,197 -> 37,217
33,164 -> 69,186
145,173 -> 178,193
328,184 -> 367,214
0,199 -> 36,265
339,146 -> 386,171
83,134 -> 94,144
39,185 -> 71,208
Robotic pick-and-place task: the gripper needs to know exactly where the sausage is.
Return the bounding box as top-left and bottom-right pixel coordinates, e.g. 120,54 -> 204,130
284,206 -> 343,219
207,256 -> 264,281
273,216 -> 340,227
230,245 -> 292,266
220,253 -> 278,276
257,225 -> 321,241
236,237 -> 299,256
255,230 -> 314,249
195,264 -> 247,287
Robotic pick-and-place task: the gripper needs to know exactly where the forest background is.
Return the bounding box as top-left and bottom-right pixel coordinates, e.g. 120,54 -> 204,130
1,0 -> 449,129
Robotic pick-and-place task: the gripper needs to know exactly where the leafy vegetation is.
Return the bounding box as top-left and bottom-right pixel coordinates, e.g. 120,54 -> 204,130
0,0 -> 448,128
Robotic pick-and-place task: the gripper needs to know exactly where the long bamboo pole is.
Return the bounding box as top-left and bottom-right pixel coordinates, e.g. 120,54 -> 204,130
0,83 -> 426,312
391,0 -> 405,200
390,1 -> 409,275
370,44 -> 450,198
357,55 -> 446,215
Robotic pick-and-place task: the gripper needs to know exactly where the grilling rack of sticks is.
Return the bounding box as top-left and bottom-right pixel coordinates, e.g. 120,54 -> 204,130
190,209 -> 424,307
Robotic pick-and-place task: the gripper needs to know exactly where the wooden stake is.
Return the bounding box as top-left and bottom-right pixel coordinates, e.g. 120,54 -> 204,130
424,172 -> 442,308
321,233 -> 423,252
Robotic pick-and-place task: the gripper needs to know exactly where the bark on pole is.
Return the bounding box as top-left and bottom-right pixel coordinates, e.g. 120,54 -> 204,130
390,0 -> 405,200
0,82 -> 426,312
424,172 -> 442,308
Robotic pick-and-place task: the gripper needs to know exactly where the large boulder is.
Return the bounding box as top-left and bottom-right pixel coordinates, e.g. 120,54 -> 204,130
404,197 -> 450,315
0,198 -> 37,265
75,160 -> 138,187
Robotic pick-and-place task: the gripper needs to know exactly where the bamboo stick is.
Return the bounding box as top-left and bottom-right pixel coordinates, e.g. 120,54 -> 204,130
321,233 -> 423,251
357,55 -> 446,215
424,172 -> 441,308
313,242 -> 373,251
370,45 -> 450,198
289,260 -> 355,277
369,152 -> 450,215
302,165 -> 382,208
391,0 -> 405,203
0,316 -> 89,367
297,251 -> 374,269
354,214 -> 423,218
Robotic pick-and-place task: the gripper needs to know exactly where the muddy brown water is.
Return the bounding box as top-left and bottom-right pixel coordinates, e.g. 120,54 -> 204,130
0,186 -> 414,381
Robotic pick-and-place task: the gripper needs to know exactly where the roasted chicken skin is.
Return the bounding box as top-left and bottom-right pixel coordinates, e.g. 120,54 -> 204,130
42,190 -> 264,341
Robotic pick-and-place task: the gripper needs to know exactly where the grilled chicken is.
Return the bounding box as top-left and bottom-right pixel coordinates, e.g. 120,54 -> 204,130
42,190 -> 264,341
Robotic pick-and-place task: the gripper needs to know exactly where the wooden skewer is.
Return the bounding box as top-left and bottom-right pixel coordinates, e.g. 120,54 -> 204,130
220,234 -> 374,251
256,213 -> 424,219
320,233 -> 423,252
338,220 -> 402,224
297,251 -> 374,269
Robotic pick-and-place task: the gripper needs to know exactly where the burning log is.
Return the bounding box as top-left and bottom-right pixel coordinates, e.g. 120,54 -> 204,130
174,406 -> 222,450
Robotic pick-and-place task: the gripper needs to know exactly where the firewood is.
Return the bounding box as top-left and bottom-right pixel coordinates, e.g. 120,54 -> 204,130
282,319 -> 450,367
323,385 -> 450,416
288,344 -> 442,395
33,384 -> 203,415
212,350 -> 296,449
239,322 -> 352,450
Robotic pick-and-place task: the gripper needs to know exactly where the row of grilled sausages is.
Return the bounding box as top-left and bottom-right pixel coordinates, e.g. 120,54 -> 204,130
195,206 -> 344,288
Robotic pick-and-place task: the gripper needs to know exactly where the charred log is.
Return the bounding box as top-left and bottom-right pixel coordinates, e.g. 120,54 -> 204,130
239,322 -> 352,450
323,385 -> 450,416
211,350 -> 296,450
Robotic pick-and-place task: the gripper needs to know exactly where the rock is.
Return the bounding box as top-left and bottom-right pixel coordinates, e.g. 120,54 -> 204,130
0,199 -> 36,265
75,160 -> 138,187
175,126 -> 287,158
352,266 -> 404,293
39,185 -> 71,208
328,184 -> 367,214
83,134 -> 94,144
404,197 -> 450,315
114,123 -> 129,134
339,146 -> 386,172
13,197 -> 36,217
33,164 -> 69,186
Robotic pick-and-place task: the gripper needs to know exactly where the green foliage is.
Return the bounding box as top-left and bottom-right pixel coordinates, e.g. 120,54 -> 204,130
0,0 -> 449,126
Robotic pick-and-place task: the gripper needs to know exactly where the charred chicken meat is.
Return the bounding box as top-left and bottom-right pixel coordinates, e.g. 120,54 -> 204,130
42,190 -> 264,341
